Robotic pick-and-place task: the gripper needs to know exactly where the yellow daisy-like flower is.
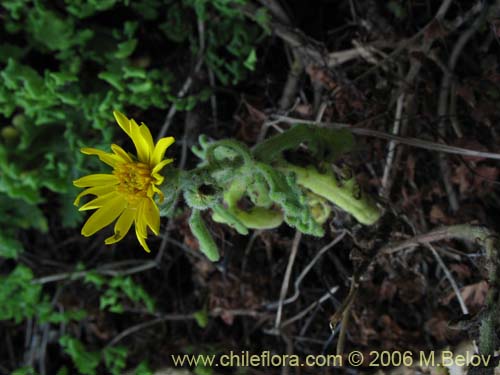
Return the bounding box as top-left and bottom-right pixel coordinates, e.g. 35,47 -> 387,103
73,111 -> 175,252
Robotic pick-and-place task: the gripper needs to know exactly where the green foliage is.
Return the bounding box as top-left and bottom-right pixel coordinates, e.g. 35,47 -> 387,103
59,335 -> 101,375
0,0 -> 270,372
161,0 -> 269,85
85,272 -> 155,313
194,308 -> 210,328
12,367 -> 38,375
387,1 -> 407,19
0,196 -> 48,258
103,346 -> 128,375
133,361 -> 154,375
60,335 -> 130,375
189,209 -> 221,261
252,124 -> 355,164
190,136 -> 326,236
0,0 -> 268,259
195,366 -> 214,375
0,265 -> 48,322
173,124 -> 381,260
0,265 -> 86,323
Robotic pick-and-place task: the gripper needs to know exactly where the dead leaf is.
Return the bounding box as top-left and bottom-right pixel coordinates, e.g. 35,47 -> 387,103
306,64 -> 337,90
429,205 -> 447,224
425,314 -> 450,342
293,103 -> 313,117
456,84 -> 476,108
423,19 -> 449,41
451,164 -> 471,194
460,280 -> 488,311
396,272 -> 427,304
473,166 -> 499,194
449,264 -> 471,280
379,278 -> 397,301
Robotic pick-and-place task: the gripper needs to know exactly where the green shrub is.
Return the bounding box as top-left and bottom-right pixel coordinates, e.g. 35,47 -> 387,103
0,0 -> 267,257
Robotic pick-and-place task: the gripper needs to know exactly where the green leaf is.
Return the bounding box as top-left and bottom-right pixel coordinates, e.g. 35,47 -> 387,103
84,272 -> 106,287
98,72 -> 125,91
12,367 -> 38,375
0,265 -> 42,322
189,209 -> 220,261
100,290 -> 123,313
194,309 -> 209,328
114,39 -> 138,58
244,49 -> 257,71
0,230 -> 23,259
134,361 -> 153,375
254,7 -> 271,34
27,9 -> 76,51
103,346 -> 128,375
59,335 -> 101,375
387,1 -> 407,19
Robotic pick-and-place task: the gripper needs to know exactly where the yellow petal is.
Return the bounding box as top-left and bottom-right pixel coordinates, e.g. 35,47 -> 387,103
152,175 -> 164,185
105,208 -> 135,245
79,191 -> 120,211
74,185 -> 115,206
111,144 -> 133,163
143,198 -> 160,235
81,194 -> 126,237
130,119 -> 150,163
152,185 -> 164,203
81,147 -> 120,167
152,158 -> 173,175
74,174 -> 119,188
113,110 -> 132,137
140,123 -> 155,154
151,137 -> 175,166
135,201 -> 148,238
135,225 -> 151,253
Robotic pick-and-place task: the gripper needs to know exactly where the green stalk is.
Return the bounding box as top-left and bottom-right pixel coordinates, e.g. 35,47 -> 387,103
281,163 -> 381,225
188,209 -> 220,262
212,178 -> 283,230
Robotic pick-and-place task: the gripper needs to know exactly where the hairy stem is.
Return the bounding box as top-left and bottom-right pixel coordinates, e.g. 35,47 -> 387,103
281,163 -> 381,225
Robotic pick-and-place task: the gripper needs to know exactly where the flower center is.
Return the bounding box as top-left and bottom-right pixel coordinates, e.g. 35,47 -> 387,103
114,162 -> 152,203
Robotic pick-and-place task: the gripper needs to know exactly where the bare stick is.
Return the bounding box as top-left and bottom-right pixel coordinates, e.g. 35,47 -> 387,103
271,115 -> 500,161
329,278 -> 359,356
279,54 -> 303,110
281,286 -> 339,328
108,308 -> 271,347
437,4 -> 489,212
157,17 -> 206,140
256,0 -> 291,24
376,224 -> 498,357
380,92 -> 405,197
274,231 -> 302,330
426,243 -> 468,315
267,232 -> 345,310
378,224 -> 493,257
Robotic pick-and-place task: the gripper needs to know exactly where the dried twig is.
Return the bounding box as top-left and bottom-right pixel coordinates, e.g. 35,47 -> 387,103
267,232 -> 345,310
279,54 -> 304,110
377,225 -> 499,357
380,92 -> 405,198
281,285 -> 339,328
274,231 -> 302,330
437,3 -> 490,212
270,115 -> 500,161
426,243 -> 468,315
107,308 -> 271,347
157,17 -> 206,140
329,277 -> 359,356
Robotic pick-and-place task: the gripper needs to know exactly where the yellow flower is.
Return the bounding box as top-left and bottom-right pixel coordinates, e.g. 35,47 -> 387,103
73,111 -> 175,252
